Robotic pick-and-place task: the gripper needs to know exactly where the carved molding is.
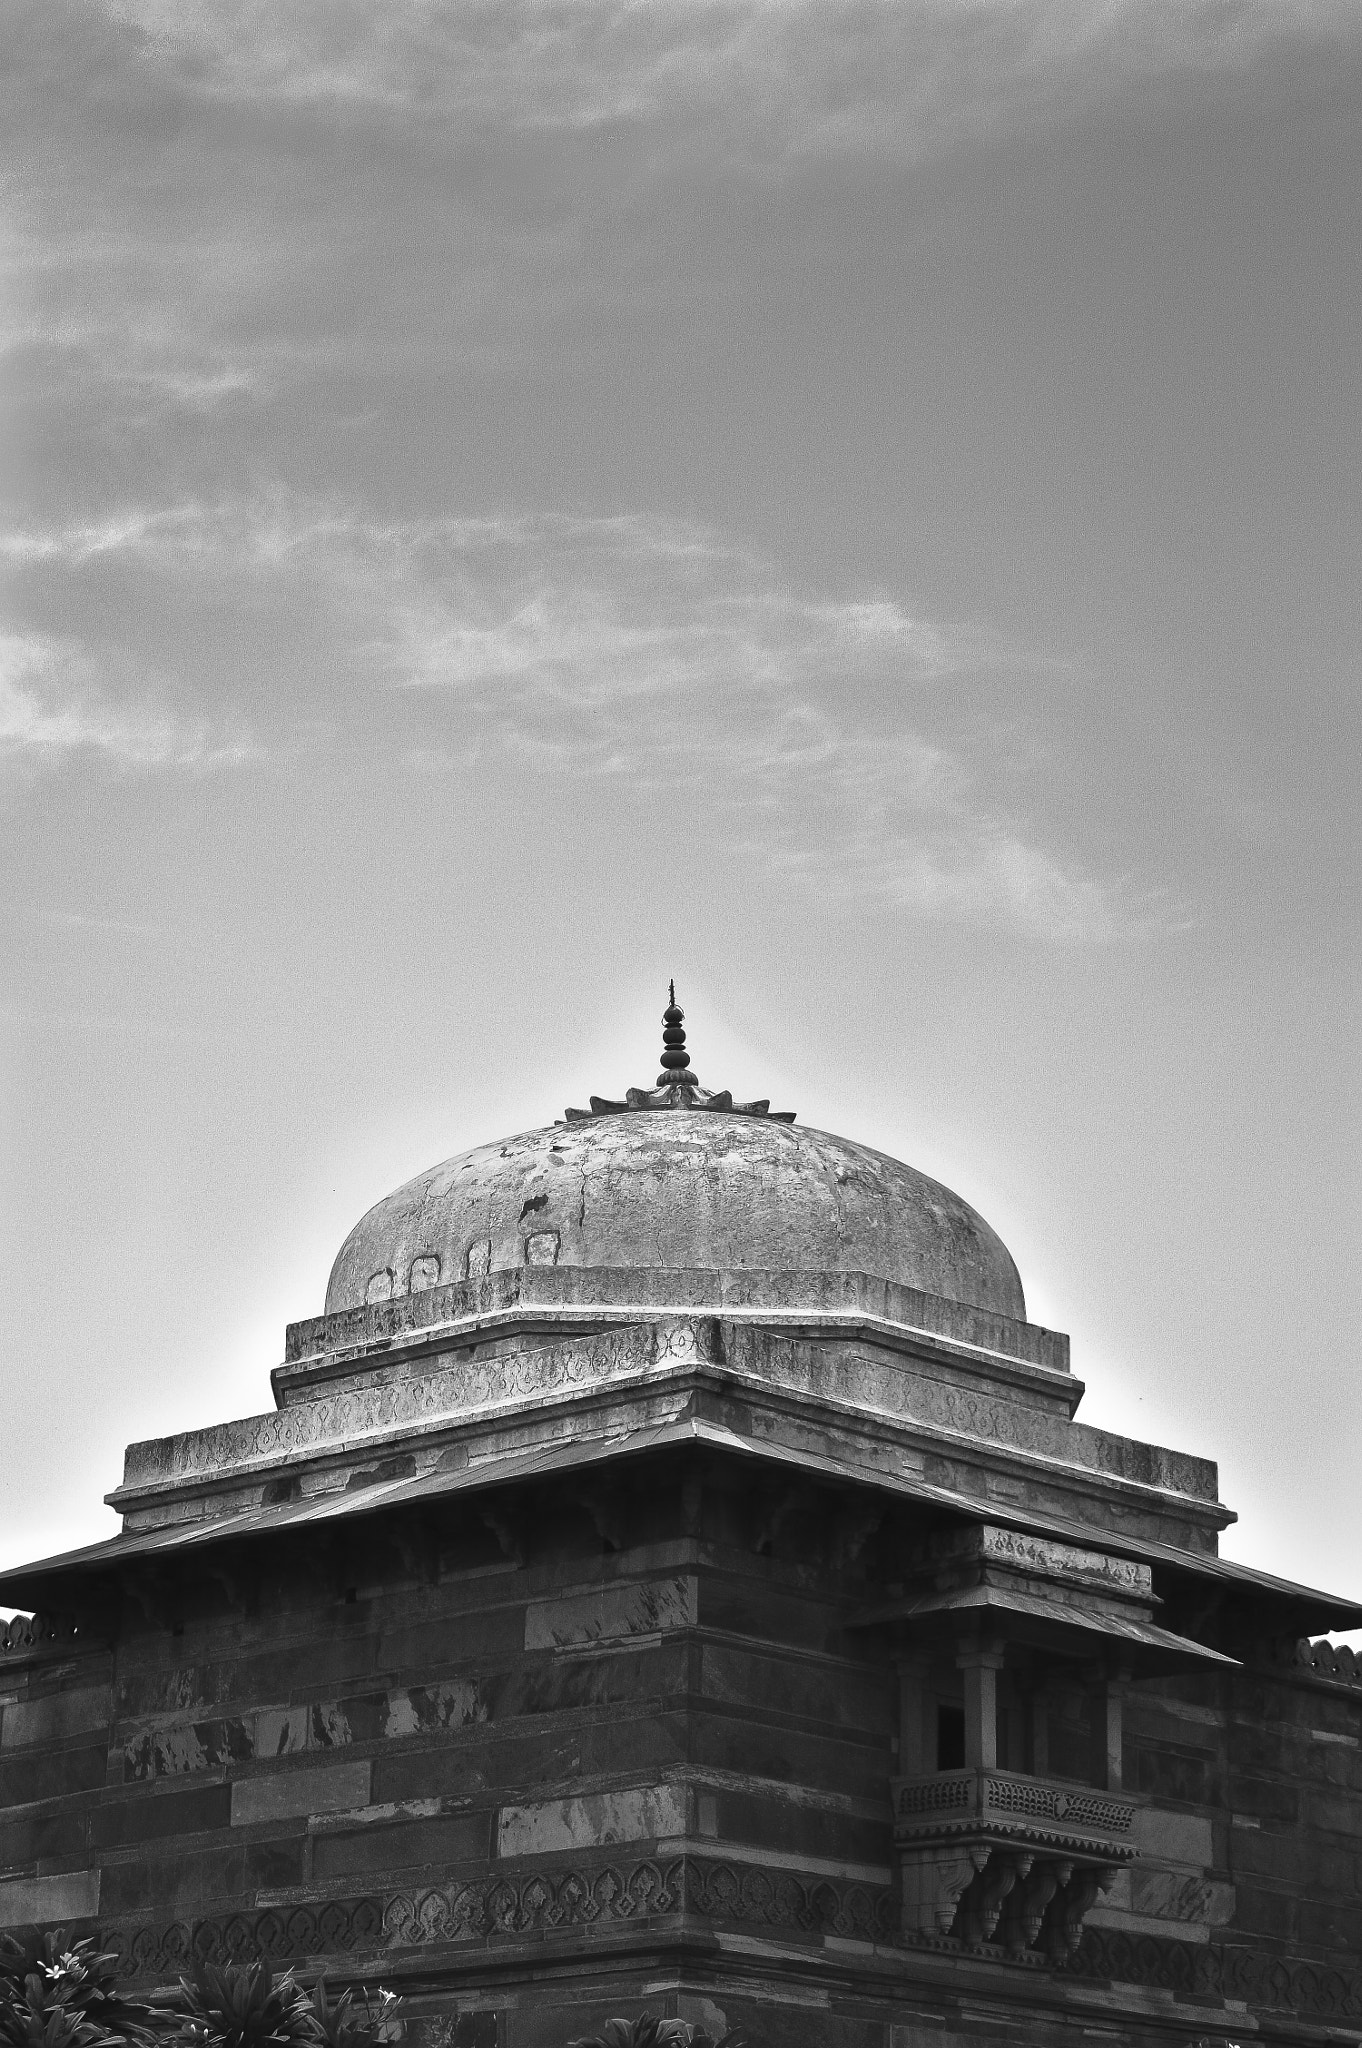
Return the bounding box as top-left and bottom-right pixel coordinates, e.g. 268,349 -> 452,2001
1065,1929 -> 1362,2021
100,1856 -> 895,1982
102,1897 -> 385,1979
125,1312 -> 1208,1510
1259,1634 -> 1362,1694
0,1611 -> 80,1662
894,1768 -> 1138,1858
384,1856 -> 894,1948
96,1875 -> 1362,2023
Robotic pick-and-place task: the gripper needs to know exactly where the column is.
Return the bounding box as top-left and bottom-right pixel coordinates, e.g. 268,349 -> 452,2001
1102,1660 -> 1132,1791
894,1652 -> 934,1775
1030,1684 -> 1050,1776
956,1633 -> 1005,1770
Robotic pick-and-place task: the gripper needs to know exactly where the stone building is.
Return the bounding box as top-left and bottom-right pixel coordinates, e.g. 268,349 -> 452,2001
2,996 -> 1361,2048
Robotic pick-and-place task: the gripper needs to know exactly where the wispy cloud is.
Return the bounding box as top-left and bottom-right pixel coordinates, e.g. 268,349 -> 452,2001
10,0 -> 1355,459
0,633 -> 254,772
90,1 -> 1362,150
1,494 -> 1150,937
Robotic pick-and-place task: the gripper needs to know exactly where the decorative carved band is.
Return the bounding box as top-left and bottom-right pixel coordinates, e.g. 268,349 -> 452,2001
101,1897 -> 385,1981
0,1611 -> 79,1660
896,1775 -> 973,1816
383,1857 -> 895,1948
982,1777 -> 1133,1834
100,1856 -> 894,1982
894,1769 -> 1136,1853
1260,1634 -> 1362,1693
1065,1929 -> 1362,2021
96,1865 -> 1362,2023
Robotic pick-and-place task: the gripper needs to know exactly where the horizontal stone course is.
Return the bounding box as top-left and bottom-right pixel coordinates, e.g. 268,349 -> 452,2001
709,1786 -> 888,1867
1129,1806 -> 1214,1867
496,1785 -> 688,1858
231,1759 -> 372,1826
1,1686 -> 111,1750
90,1781 -> 232,1848
114,1635 -> 383,1722
689,1712 -> 886,1797
375,1609 -> 528,1671
97,1837 -> 308,1919
0,1740 -> 108,1807
313,1811 -> 491,1881
0,1803 -> 88,1868
0,1865 -> 99,1928
523,1575 -> 693,1650
701,1643 -> 887,1732
122,1676 -> 489,1782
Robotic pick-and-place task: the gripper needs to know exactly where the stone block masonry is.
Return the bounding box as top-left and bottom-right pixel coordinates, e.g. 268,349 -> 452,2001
1,1500 -> 1355,2036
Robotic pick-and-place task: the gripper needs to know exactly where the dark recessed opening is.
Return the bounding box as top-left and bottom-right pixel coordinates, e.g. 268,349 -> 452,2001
937,1703 -> 966,1770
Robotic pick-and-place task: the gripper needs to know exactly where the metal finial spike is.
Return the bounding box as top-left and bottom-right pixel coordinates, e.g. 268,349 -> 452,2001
658,981 -> 692,1080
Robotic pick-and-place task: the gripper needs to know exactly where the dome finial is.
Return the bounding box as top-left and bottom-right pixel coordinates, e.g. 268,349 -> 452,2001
564,988 -> 794,1122
658,981 -> 694,1085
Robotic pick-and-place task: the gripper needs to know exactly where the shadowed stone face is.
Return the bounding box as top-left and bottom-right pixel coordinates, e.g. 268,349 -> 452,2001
324,1110 -> 1025,1320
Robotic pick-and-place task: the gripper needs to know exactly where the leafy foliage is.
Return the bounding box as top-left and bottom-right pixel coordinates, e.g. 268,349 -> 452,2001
567,2017 -> 741,2048
168,1962 -> 316,2048
306,1983 -> 400,2048
0,1933 -> 163,2048
167,1968 -> 399,2048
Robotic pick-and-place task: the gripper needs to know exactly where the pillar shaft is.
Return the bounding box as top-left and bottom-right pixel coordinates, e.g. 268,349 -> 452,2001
894,1654 -> 933,1776
956,1639 -> 1005,1771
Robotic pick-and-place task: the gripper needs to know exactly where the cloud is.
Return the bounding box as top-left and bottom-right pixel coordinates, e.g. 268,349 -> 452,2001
0,633 -> 254,772
90,1 -> 1362,151
11,0 -> 1355,459
2,493 -> 1144,937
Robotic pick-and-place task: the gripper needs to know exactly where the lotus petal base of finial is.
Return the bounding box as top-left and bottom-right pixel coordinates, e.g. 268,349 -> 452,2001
565,1080 -> 795,1123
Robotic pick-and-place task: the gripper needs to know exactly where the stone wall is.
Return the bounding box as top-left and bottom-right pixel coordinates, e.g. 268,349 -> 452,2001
2,1478 -> 1360,2048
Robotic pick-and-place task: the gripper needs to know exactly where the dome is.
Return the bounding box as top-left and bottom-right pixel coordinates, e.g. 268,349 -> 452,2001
326,995 -> 1024,1322
326,1117 -> 1024,1324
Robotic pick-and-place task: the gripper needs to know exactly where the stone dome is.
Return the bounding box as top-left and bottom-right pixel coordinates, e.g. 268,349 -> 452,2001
325,1107 -> 1025,1322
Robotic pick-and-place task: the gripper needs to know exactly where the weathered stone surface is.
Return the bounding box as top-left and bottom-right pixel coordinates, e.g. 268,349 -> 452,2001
524,1576 -> 693,1650
313,1811 -> 490,1880
496,1785 -> 688,1857
0,1868 -> 99,1928
230,1759 -> 372,1826
1,1685 -> 110,1748
1129,1866 -> 1236,1926
323,1113 -> 1028,1322
91,1783 -> 232,1848
1130,1806 -> 1214,1867
0,1738 -> 107,1805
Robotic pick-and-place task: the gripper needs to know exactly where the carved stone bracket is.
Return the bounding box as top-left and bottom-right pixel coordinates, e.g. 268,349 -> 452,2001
900,1843 -> 990,1938
894,1767 -> 1135,1961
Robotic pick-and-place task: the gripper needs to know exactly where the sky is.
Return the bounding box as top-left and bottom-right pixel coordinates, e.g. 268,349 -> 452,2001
1,0 -> 1359,1614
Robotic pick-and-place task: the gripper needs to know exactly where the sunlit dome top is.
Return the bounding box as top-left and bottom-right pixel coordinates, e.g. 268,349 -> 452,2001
324,990 -> 1025,1322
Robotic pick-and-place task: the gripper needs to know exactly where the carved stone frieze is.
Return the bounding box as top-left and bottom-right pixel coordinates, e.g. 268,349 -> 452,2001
0,1610 -> 79,1661
100,1856 -> 895,1983
94,1872 -> 1362,2023
101,1896 -> 385,1980
895,1768 -> 1137,1853
121,1307 -> 1213,1515
1064,1929 -> 1362,2022
384,1855 -> 894,1947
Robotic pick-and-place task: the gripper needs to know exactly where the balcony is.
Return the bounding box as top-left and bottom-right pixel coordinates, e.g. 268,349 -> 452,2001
893,1765 -> 1136,1958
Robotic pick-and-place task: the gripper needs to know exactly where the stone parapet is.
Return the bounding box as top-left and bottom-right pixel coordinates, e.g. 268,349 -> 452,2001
281,1266 -> 1071,1379
109,1313 -> 1221,1535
